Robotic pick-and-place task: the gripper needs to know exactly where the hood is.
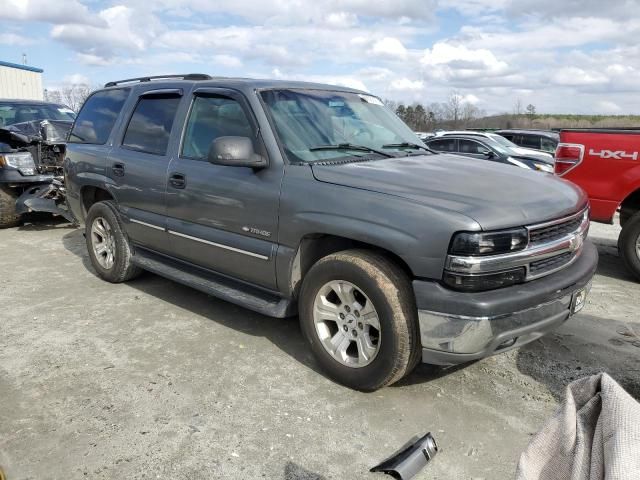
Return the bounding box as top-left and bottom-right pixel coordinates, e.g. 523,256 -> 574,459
510,146 -> 554,164
311,154 -> 586,230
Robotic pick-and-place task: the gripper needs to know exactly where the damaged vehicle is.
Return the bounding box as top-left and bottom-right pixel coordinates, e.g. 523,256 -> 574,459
0,99 -> 76,228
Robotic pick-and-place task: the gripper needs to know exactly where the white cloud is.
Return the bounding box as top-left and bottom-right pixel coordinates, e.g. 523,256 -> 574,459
370,37 -> 408,59
421,42 -> 509,81
389,78 -> 424,92
63,73 -> 90,85
550,67 -> 609,86
596,100 -> 622,114
0,0 -> 103,26
212,54 -> 243,68
324,12 -> 358,28
0,33 -> 33,45
51,5 -> 163,63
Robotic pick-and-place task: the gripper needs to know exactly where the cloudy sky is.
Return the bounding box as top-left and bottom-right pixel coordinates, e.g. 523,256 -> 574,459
1,0 -> 639,114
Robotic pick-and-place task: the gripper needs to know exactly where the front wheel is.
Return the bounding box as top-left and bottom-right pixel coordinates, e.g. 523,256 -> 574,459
0,185 -> 21,228
619,210 -> 640,281
299,250 -> 420,391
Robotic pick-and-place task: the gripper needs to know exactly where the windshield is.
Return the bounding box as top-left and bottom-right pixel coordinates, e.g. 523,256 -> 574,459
487,133 -> 519,148
0,102 -> 76,127
260,89 -> 424,162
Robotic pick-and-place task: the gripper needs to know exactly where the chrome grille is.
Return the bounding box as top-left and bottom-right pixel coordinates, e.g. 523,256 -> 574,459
529,215 -> 584,245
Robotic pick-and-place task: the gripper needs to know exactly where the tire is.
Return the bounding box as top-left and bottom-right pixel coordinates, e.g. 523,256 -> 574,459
299,249 -> 420,391
618,210 -> 640,281
85,201 -> 142,283
0,185 -> 21,228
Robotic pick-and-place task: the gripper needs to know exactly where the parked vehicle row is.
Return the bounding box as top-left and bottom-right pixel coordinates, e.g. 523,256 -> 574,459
426,131 -> 554,172
60,74 -> 596,391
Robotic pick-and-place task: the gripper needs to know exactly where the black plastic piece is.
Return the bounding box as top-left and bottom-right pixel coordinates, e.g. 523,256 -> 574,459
104,74 -> 212,88
15,180 -> 76,222
371,433 -> 438,480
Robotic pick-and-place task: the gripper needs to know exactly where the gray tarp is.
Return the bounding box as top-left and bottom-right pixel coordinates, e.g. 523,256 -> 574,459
516,373 -> 640,480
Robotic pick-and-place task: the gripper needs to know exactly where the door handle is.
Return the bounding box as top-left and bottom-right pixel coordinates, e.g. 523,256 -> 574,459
169,173 -> 186,189
112,163 -> 125,177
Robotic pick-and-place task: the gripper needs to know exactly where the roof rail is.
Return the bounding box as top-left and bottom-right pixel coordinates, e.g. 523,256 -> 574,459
104,73 -> 212,88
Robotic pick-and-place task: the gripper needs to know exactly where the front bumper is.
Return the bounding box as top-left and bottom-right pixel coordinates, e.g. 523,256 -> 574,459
415,240 -> 598,365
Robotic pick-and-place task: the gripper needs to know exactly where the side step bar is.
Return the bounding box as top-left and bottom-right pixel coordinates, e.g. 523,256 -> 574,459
131,248 -> 295,318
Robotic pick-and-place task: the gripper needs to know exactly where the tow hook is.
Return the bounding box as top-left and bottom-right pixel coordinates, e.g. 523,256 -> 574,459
370,432 -> 438,479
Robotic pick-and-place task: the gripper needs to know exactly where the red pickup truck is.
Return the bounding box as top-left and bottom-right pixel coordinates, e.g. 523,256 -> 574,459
555,129 -> 640,279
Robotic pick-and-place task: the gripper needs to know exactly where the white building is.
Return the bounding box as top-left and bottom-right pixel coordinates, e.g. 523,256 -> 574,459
0,60 -> 44,100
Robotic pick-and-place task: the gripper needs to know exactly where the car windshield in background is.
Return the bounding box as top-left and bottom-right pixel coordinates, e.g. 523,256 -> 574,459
487,133 -> 519,149
0,103 -> 76,127
260,89 -> 425,162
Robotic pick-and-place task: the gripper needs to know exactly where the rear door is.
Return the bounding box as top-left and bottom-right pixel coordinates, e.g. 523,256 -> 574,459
165,88 -> 282,290
107,88 -> 185,254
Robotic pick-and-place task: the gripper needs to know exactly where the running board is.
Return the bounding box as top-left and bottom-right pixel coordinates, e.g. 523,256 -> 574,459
131,249 -> 295,318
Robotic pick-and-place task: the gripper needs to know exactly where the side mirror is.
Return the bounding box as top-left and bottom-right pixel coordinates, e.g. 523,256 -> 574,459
208,136 -> 267,168
481,150 -> 495,158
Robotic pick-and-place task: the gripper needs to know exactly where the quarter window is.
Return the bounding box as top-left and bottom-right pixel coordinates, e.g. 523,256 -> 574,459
122,95 -> 181,156
68,89 -> 129,144
181,95 -> 253,160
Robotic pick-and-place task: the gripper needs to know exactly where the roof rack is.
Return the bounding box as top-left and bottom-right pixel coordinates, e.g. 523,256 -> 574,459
104,73 -> 212,88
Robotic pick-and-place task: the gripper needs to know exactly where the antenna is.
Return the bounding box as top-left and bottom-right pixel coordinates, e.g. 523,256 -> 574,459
22,53 -> 27,65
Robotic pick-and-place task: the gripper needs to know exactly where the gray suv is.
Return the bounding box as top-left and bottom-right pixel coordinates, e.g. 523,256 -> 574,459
64,74 -> 597,391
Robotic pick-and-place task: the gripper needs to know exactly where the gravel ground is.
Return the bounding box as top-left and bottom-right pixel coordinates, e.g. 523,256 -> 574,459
0,217 -> 638,480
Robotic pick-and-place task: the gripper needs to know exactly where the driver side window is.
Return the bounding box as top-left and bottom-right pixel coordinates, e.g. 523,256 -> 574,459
181,95 -> 253,160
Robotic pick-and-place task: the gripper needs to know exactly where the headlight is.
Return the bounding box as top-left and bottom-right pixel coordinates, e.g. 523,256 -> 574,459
0,152 -> 36,175
445,228 -> 529,291
534,163 -> 554,173
449,228 -> 528,256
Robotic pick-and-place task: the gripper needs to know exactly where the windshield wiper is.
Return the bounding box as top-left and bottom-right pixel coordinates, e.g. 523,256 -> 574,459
309,143 -> 395,158
382,142 -> 433,153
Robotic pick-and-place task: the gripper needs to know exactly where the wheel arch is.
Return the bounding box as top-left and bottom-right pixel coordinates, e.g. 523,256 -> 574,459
288,233 -> 414,299
620,187 -> 640,227
80,185 -> 115,219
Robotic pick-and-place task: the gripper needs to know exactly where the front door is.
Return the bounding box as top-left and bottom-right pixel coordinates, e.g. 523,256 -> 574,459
165,88 -> 282,290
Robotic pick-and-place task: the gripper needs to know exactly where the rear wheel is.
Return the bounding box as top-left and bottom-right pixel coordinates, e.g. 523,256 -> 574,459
618,210 -> 640,281
299,250 -> 420,391
0,185 -> 21,228
85,201 -> 142,283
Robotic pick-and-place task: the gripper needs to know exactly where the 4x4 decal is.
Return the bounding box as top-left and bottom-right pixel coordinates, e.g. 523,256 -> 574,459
589,149 -> 639,160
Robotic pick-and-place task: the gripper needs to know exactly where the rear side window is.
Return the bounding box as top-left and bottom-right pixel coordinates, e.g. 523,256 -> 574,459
181,95 -> 253,160
122,95 -> 181,156
428,138 -> 456,152
68,89 -> 129,144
